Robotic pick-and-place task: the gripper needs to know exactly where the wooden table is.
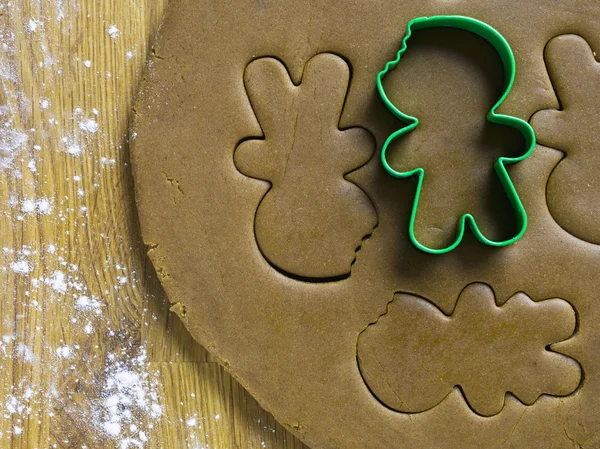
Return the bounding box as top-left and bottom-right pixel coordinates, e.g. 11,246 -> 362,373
0,0 -> 307,447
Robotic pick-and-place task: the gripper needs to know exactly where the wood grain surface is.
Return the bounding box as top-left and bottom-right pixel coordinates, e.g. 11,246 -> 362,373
0,0 -> 307,447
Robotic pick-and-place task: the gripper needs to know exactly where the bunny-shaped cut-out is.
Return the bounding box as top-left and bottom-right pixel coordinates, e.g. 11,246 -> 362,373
235,53 -> 377,280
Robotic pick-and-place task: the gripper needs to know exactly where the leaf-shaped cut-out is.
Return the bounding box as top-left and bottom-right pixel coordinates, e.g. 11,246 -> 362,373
357,283 -> 581,416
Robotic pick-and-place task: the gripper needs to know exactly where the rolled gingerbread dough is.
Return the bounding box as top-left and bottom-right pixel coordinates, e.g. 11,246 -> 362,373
131,1 -> 600,447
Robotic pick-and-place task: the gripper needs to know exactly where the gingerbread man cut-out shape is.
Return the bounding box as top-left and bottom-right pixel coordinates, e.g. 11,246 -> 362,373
357,283 -> 581,417
530,35 -> 600,244
235,53 -> 377,280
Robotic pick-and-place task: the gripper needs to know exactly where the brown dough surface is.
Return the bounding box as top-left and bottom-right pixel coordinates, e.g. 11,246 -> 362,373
131,1 -> 600,448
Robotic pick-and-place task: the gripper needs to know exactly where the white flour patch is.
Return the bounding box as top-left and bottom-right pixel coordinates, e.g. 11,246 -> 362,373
45,270 -> 67,293
55,346 -> 72,358
93,349 -> 162,444
79,118 -> 98,133
16,343 -> 34,363
61,136 -> 83,156
107,24 -> 120,39
10,260 -> 30,274
19,198 -> 52,215
36,198 -> 52,214
0,128 -> 28,168
103,421 -> 121,436
27,19 -> 40,33
186,416 -> 197,427
66,144 -> 81,155
74,295 -> 102,313
21,199 -> 35,213
55,0 -> 65,21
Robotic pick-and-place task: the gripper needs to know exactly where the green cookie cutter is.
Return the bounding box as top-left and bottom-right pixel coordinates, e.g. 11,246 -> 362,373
377,15 -> 536,254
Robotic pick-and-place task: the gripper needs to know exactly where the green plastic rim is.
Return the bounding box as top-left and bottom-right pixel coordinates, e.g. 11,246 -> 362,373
377,15 -> 536,255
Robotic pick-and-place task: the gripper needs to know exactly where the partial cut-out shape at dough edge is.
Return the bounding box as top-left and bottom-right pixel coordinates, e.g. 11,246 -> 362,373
531,34 -> 600,245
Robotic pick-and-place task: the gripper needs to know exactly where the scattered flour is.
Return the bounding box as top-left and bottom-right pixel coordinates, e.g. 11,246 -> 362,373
186,417 -> 197,427
27,19 -> 39,33
45,270 -> 67,293
107,24 -> 120,39
66,143 -> 81,155
61,135 -> 83,156
55,346 -> 71,358
103,421 -> 121,436
0,4 -> 232,449
16,343 -> 34,363
0,128 -> 28,168
75,295 -> 102,312
94,349 -> 162,445
10,260 -> 30,274
20,199 -> 35,213
37,198 -> 52,214
79,118 -> 98,133
19,198 -> 52,215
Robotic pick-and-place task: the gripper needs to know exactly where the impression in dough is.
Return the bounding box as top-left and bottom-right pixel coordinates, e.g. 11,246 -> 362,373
234,53 -> 377,280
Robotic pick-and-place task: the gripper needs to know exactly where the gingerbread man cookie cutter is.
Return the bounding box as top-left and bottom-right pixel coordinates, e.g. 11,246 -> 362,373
377,15 -> 536,254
